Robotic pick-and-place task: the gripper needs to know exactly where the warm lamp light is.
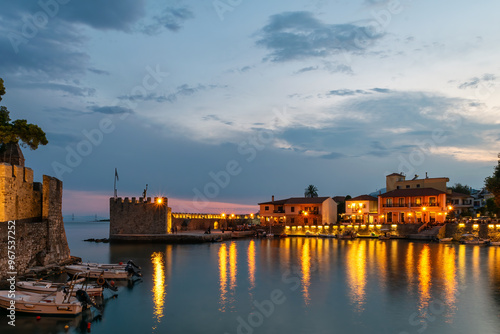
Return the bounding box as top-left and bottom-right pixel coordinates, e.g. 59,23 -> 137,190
422,207 -> 427,211
156,198 -> 163,204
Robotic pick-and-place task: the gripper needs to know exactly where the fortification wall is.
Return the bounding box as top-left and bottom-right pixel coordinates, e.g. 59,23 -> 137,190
109,197 -> 171,237
0,164 -> 70,281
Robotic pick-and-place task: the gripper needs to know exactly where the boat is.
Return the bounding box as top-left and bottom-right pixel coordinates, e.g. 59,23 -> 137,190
0,290 -> 84,315
378,232 -> 391,240
460,233 -> 490,245
438,237 -> 453,243
490,241 -> 500,246
338,230 -> 356,239
265,233 -> 274,238
65,260 -> 141,280
318,234 -> 336,238
279,233 -> 288,238
16,280 -> 104,297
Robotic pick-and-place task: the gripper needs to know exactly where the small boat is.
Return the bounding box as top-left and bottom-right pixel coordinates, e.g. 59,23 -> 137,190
279,233 -> 288,238
16,280 -> 103,297
490,241 -> 500,246
460,234 -> 490,245
0,290 -> 84,315
439,237 -> 453,243
65,260 -> 141,280
266,233 -> 274,238
379,232 -> 391,240
318,234 -> 336,238
338,230 -> 356,239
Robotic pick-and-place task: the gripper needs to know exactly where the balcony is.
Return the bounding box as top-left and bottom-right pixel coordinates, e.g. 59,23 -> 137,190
273,209 -> 285,213
383,202 -> 441,208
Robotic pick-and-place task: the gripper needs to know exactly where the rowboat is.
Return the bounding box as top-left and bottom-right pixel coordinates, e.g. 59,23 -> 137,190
65,261 -> 141,280
0,290 -> 83,315
439,237 -> 453,243
16,280 -> 103,297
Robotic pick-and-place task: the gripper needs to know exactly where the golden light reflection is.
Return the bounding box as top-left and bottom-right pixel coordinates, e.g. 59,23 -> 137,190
229,242 -> 238,291
218,243 -> 228,312
441,246 -> 457,320
346,241 -> 367,312
406,242 -> 415,290
301,242 -> 311,305
151,252 -> 166,325
248,240 -> 256,291
417,245 -> 431,312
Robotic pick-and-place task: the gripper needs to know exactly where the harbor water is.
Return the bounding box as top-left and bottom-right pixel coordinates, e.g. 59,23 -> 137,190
2,221 -> 500,334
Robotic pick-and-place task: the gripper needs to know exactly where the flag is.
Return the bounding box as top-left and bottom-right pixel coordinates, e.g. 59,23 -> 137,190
115,168 -> 119,181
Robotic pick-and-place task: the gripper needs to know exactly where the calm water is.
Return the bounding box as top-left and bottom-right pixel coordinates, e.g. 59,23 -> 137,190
2,222 -> 500,334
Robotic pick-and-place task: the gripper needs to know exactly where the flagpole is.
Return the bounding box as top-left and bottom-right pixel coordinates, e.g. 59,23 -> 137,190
114,168 -> 118,198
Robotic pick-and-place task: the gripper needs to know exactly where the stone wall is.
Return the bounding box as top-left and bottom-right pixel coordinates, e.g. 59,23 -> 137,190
445,223 -> 500,240
0,164 -> 70,281
109,197 -> 172,237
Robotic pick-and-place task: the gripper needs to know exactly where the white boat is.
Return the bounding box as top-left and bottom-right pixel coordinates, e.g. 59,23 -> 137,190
65,260 -> 141,279
490,241 -> 500,246
16,280 -> 103,297
460,233 -> 490,245
439,237 -> 453,243
0,290 -> 83,315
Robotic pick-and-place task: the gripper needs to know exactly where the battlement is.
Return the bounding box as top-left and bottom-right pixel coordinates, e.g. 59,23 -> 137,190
0,163 -> 34,183
109,196 -> 172,237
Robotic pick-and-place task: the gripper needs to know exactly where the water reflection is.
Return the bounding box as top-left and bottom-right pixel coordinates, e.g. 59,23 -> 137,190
346,240 -> 367,312
301,241 -> 311,305
219,243 -> 228,312
418,245 -> 431,313
229,242 -> 238,291
151,251 -> 166,326
248,240 -> 256,291
441,246 -> 457,320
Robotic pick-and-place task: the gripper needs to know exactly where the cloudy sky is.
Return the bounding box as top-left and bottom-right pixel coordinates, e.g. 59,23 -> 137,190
1,0 -> 499,215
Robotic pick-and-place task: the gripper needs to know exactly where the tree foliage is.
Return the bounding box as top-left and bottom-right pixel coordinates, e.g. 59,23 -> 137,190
0,78 -> 47,150
304,185 -> 318,198
450,183 -> 472,195
486,198 -> 499,217
485,153 -> 500,208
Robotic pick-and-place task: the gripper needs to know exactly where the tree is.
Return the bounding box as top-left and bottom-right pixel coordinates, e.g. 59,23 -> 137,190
485,153 -> 500,208
450,183 -> 472,195
0,78 -> 48,150
304,185 -> 318,198
486,198 -> 498,217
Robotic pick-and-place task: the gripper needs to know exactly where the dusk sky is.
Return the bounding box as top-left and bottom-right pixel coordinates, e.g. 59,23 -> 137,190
1,0 -> 499,215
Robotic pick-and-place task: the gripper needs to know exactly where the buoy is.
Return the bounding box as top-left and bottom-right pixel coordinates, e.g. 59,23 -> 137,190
110,280 -> 115,286
87,322 -> 91,330
36,316 -> 41,320
119,262 -> 123,265
64,325 -> 69,330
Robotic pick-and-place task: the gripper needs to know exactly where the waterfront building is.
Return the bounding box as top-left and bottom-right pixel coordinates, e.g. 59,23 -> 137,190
378,173 -> 451,224
258,196 -> 337,226
345,195 -> 378,223
447,192 -> 474,217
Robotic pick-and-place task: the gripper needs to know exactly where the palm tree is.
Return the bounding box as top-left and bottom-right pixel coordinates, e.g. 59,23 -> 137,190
304,185 -> 318,198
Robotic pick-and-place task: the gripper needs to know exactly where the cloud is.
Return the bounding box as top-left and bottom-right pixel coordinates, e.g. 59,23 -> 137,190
296,66 -> 318,74
457,73 -> 496,89
256,11 -> 385,62
24,82 -> 96,97
88,68 -> 110,75
118,83 -> 225,103
202,115 -> 233,126
141,6 -> 194,34
88,106 -> 134,114
325,87 -> 392,96
320,152 -> 346,160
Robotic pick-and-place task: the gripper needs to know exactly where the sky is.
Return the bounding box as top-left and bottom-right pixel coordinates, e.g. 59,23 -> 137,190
1,0 -> 499,215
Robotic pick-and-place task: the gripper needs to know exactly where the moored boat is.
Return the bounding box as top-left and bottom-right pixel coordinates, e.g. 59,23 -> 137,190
439,237 -> 453,243
16,280 -> 104,297
0,290 -> 84,315
460,233 -> 490,245
65,260 -> 141,280
490,241 -> 500,246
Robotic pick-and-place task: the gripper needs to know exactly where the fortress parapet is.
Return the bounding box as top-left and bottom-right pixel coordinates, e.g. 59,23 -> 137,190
109,196 -> 172,238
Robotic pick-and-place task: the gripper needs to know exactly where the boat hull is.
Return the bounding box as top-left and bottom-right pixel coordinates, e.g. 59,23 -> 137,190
65,265 -> 130,279
0,291 -> 83,315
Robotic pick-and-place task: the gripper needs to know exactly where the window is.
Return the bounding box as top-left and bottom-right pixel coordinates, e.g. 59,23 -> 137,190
291,218 -> 295,224
397,186 -> 401,189
291,206 -> 295,212
304,218 -> 308,224
400,212 -> 405,223
429,197 -> 436,205
416,184 -> 421,188
398,198 -> 405,206
265,206 -> 269,211
387,198 -> 393,205
313,218 -> 317,225
415,197 -> 421,205
406,185 -> 410,189
387,212 -> 392,223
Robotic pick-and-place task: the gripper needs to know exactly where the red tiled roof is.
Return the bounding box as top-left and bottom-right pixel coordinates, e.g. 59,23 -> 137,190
332,196 -> 346,203
379,188 -> 445,198
386,172 -> 404,177
258,197 -> 330,205
349,195 -> 378,201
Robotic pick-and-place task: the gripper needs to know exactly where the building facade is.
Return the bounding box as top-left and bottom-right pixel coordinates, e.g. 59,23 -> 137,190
258,196 -> 337,226
378,173 -> 451,224
345,195 -> 378,223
